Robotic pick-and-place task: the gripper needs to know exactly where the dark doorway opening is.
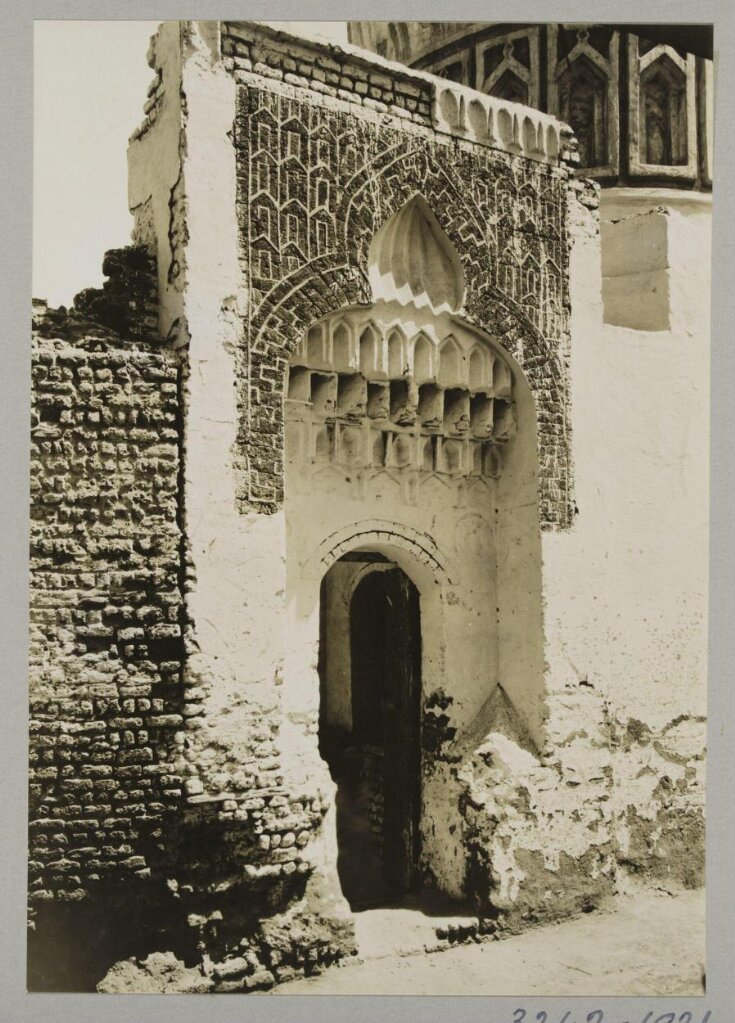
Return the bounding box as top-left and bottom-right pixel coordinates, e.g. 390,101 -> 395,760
318,559 -> 421,910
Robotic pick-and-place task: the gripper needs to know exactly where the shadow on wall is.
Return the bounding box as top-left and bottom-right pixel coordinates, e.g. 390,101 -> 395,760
28,880 -> 192,992
318,560 -> 422,911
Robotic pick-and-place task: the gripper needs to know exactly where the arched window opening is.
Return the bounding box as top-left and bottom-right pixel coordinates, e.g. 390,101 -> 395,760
640,55 -> 688,165
558,55 -> 607,168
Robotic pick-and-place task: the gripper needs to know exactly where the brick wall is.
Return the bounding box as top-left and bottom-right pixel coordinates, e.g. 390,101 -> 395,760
28,335 -> 185,906
222,22 -> 434,125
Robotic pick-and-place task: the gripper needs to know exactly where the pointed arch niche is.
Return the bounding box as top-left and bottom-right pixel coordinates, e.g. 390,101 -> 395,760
281,195 -> 546,906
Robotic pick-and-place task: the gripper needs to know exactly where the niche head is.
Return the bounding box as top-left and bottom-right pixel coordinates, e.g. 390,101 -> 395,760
368,194 -> 465,315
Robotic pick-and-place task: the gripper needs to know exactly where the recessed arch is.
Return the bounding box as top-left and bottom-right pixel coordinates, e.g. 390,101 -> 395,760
332,321 -> 353,370
558,53 -> 608,167
639,53 -> 688,165
368,194 -> 465,314
387,327 -> 406,378
468,345 -> 492,390
247,150 -> 573,525
307,322 -> 327,366
284,299 -> 545,912
412,332 -> 434,383
438,335 -> 463,388
359,322 -> 381,377
305,520 -> 455,590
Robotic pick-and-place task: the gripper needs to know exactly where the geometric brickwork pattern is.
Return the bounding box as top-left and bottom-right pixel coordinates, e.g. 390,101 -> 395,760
234,84 -> 574,527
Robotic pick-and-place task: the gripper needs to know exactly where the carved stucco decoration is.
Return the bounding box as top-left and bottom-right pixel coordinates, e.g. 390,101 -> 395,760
368,194 -> 466,314
233,85 -> 574,529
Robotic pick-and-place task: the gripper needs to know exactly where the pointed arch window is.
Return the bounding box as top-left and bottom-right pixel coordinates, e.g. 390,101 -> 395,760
558,55 -> 607,168
640,54 -> 688,165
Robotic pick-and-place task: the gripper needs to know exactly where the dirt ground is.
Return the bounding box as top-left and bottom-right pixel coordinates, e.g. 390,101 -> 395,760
270,887 -> 705,996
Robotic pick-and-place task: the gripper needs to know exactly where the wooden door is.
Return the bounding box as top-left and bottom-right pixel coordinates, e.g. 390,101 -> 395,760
381,569 -> 422,896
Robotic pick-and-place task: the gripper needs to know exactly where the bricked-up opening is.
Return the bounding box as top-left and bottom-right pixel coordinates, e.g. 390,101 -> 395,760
318,557 -> 422,910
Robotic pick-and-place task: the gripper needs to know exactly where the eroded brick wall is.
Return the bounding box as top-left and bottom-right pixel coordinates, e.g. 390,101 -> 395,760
29,335 -> 185,906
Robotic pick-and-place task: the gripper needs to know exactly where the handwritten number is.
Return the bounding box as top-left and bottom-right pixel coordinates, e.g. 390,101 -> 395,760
503,1005 -> 708,1023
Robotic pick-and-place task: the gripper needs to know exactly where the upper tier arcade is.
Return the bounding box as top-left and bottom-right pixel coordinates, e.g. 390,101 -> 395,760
348,22 -> 714,190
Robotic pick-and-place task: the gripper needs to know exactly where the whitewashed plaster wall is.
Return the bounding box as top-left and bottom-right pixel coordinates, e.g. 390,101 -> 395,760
125,20 -> 709,916
127,20 -> 186,343
129,23 -> 298,794
542,185 -> 710,734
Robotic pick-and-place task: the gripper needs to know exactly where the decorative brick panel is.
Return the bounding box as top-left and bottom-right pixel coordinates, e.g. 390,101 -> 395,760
231,82 -> 575,527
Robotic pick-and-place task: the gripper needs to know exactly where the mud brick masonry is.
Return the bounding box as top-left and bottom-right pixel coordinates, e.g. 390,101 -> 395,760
28,21 -> 708,992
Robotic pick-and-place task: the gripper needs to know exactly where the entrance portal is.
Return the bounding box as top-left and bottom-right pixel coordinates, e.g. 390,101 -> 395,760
318,557 -> 421,910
